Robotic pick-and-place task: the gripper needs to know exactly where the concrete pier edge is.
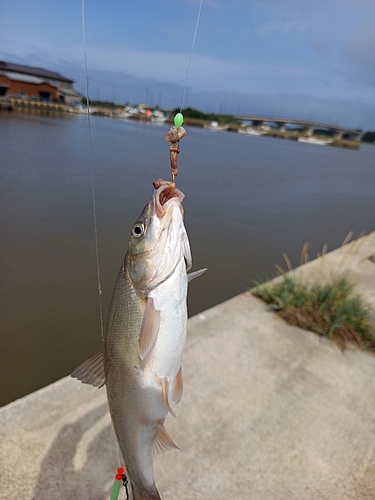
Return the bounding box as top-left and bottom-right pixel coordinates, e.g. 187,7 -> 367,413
1,232 -> 375,499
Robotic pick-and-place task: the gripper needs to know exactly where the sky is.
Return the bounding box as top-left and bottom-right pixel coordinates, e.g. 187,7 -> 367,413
1,0 -> 375,130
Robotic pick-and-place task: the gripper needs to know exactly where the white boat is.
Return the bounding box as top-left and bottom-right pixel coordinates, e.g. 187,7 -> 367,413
70,103 -> 95,114
298,136 -> 333,146
114,108 -> 131,119
203,120 -> 229,131
238,126 -> 266,136
151,110 -> 167,123
113,106 -> 140,119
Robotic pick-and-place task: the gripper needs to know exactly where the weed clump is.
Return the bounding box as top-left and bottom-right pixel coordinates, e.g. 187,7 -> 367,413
254,274 -> 375,350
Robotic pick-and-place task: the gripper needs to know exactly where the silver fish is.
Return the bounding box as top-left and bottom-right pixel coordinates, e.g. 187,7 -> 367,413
72,179 -> 206,500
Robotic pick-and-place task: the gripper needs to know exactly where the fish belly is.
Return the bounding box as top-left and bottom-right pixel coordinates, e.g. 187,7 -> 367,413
147,258 -> 188,381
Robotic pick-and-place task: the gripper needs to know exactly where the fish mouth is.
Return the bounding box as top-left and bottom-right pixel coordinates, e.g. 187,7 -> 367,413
153,179 -> 185,218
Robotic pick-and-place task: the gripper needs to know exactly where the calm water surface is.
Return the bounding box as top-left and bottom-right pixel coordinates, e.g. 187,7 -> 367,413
1,110 -> 374,406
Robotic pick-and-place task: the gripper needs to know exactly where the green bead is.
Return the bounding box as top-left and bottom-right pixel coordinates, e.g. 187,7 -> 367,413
174,113 -> 184,128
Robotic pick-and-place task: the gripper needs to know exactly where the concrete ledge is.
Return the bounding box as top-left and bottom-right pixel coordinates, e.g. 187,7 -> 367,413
1,233 -> 375,499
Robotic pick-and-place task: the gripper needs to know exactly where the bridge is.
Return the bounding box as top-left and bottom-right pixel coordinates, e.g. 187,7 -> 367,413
235,115 -> 362,140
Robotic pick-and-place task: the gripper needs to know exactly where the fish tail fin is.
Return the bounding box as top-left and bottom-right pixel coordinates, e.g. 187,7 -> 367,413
131,480 -> 162,500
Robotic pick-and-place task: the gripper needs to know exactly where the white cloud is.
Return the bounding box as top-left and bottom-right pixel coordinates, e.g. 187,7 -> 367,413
70,45 -> 315,96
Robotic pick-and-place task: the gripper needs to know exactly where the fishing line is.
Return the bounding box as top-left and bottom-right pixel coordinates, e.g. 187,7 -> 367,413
81,0 -> 104,346
81,0 -> 125,484
179,0 -> 204,113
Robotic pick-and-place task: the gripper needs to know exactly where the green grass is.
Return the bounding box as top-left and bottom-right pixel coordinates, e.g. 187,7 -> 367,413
253,274 -> 375,350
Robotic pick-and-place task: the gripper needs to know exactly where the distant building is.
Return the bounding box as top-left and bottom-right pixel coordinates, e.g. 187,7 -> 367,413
0,61 -> 81,104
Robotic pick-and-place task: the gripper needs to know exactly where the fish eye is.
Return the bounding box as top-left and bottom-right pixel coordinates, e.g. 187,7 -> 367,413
131,222 -> 145,238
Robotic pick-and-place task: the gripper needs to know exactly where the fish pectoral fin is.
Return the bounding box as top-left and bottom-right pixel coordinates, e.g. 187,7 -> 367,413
172,367 -> 183,405
152,424 -> 180,456
71,347 -> 105,388
138,297 -> 160,360
160,377 -> 176,417
188,268 -> 207,282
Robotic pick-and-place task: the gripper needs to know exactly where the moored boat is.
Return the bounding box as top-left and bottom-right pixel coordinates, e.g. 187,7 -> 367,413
298,136 -> 334,145
151,109 -> 167,123
203,120 -> 229,131
238,126 -> 266,136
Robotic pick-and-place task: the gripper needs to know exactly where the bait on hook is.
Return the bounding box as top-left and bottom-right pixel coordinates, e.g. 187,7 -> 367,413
164,113 -> 186,184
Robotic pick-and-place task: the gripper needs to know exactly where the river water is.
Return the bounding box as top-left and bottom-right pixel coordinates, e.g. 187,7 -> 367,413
1,109 -> 374,406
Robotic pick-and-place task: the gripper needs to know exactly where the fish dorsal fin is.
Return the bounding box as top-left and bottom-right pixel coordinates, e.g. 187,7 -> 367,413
138,297 -> 160,360
71,347 -> 105,388
188,268 -> 207,282
152,424 -> 180,456
172,367 -> 183,405
160,377 -> 176,417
